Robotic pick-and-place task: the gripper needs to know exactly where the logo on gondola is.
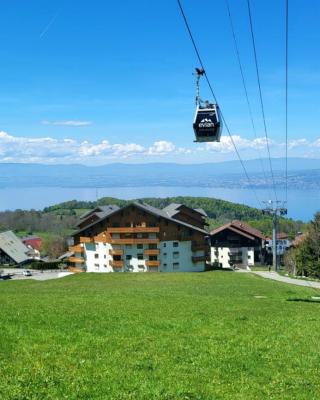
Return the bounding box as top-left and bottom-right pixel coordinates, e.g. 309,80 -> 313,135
199,118 -> 215,128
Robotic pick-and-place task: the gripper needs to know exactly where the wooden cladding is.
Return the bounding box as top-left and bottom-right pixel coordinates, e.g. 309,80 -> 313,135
70,244 -> 84,253
144,249 -> 160,256
69,256 -> 85,264
107,227 -> 160,233
191,244 -> 207,252
146,260 -> 160,267
109,260 -> 124,268
80,237 -> 92,243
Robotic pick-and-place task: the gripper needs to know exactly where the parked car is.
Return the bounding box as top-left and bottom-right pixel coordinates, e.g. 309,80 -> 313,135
23,270 -> 32,277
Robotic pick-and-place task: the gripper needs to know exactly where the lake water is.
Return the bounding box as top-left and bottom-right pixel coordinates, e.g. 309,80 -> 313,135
0,186 -> 318,222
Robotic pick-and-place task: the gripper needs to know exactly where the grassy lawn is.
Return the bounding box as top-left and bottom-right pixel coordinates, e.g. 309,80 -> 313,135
1,272 -> 320,400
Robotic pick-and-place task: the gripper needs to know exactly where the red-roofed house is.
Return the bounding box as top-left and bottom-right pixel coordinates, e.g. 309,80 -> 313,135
210,220 -> 266,269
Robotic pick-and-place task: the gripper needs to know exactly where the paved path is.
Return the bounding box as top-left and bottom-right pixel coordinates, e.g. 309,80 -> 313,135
252,271 -> 320,289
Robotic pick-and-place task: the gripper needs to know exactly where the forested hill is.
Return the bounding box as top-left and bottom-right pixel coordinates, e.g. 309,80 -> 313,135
43,196 -> 305,236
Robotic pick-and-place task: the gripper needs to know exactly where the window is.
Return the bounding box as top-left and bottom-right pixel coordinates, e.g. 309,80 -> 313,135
113,255 -> 121,261
94,263 -> 99,269
248,255 -> 251,259
104,254 -> 106,259
149,243 -> 157,249
126,255 -> 132,260
138,264 -> 144,270
163,243 -> 167,248
173,262 -> 179,269
137,244 -> 143,249
149,255 -> 158,261
163,263 -> 167,268
94,253 -> 99,259
125,244 -> 132,249
137,253 -> 143,260
173,251 -> 179,259
104,264 -> 108,268
173,242 -> 179,247
112,222 -> 120,227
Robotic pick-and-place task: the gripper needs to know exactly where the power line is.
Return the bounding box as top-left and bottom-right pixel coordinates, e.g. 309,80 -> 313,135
246,0 -> 278,201
176,0 -> 263,208
224,0 -> 272,199
285,0 -> 289,205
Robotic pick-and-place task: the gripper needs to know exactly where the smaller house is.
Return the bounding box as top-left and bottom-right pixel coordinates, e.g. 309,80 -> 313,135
21,235 -> 42,251
210,220 -> 265,269
0,231 -> 31,266
265,232 -> 291,256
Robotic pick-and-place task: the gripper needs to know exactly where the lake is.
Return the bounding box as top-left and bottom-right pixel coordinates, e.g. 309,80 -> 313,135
0,186 -> 318,221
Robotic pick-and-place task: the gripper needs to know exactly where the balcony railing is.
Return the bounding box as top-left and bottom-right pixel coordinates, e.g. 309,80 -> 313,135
107,227 -> 160,233
110,238 -> 159,245
109,260 -> 124,268
69,256 -> 85,264
146,260 -> 160,267
109,249 -> 124,256
144,249 -> 160,256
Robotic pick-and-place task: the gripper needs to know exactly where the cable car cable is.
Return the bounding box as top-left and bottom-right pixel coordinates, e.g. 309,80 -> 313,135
246,0 -> 278,202
285,0 -> 289,206
177,0 -> 263,208
224,0 -> 272,200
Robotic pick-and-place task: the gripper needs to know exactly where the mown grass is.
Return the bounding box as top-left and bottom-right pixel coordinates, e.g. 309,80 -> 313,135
1,272 -> 320,400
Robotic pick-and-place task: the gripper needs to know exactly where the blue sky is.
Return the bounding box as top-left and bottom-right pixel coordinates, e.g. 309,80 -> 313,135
0,0 -> 319,164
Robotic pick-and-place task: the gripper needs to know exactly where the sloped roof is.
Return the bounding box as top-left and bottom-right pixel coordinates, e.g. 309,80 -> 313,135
0,231 -> 30,264
77,205 -> 121,227
210,220 -> 265,240
162,203 -> 208,218
79,205 -> 120,221
74,202 -> 208,236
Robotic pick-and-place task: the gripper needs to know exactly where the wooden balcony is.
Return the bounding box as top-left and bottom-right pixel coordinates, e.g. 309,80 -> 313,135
109,249 -> 124,256
68,267 -> 85,273
110,238 -> 159,245
146,260 -> 160,267
109,260 -> 124,268
107,227 -> 160,233
192,256 -> 207,263
70,244 -> 84,253
144,249 -> 160,256
69,256 -> 85,264
80,237 -> 92,243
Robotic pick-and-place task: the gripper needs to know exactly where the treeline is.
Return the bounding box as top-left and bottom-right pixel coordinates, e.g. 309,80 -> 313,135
0,210 -> 77,235
43,196 -> 306,237
285,212 -> 320,278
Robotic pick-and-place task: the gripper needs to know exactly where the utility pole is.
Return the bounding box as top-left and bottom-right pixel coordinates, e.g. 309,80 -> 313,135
262,200 -> 287,272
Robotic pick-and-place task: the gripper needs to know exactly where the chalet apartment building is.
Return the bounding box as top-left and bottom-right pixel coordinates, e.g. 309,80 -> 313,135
210,220 -> 266,269
68,202 -> 210,273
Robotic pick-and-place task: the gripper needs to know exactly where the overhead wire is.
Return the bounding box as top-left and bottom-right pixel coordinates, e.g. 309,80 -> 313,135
176,0 -> 263,209
224,0 -> 272,200
246,0 -> 278,202
285,0 -> 289,205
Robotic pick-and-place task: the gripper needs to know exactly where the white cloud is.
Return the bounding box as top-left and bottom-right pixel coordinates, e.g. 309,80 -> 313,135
148,140 -> 175,155
41,120 -> 93,127
0,130 -> 319,164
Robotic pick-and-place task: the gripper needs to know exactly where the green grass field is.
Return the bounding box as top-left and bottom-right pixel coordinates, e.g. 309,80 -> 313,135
1,272 -> 320,400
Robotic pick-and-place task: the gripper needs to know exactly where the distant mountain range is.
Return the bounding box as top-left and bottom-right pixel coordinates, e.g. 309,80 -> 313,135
1,158 -> 320,189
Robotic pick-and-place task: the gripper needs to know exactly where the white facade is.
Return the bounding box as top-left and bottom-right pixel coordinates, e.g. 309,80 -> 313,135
265,238 -> 291,256
211,246 -> 254,269
81,240 -> 206,273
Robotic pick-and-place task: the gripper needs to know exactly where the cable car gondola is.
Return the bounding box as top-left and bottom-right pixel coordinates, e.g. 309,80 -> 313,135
193,68 -> 222,142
